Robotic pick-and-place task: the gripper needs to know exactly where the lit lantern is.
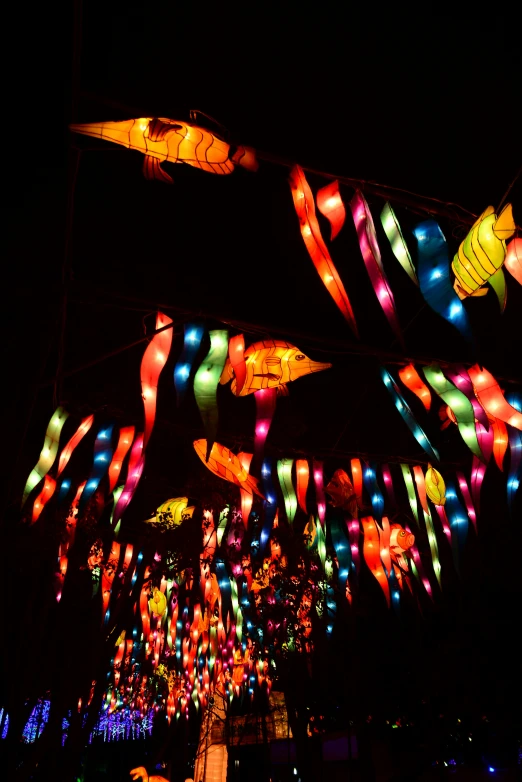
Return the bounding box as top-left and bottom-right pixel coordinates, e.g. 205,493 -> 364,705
174,322 -> 204,406
31,475 -> 56,524
455,471 -> 477,532
107,426 -> 135,493
141,312 -> 173,449
316,180 -> 346,240
505,392 -> 522,513
400,464 -> 419,524
312,459 -> 326,526
79,425 -> 114,512
443,365 -> 489,431
413,466 -> 441,586
277,458 -> 297,524
361,516 -> 390,606
490,417 -> 509,471
444,481 -> 469,573
451,203 -> 515,305
422,364 -> 483,459
145,497 -> 191,529
295,459 -> 309,513
504,237 -> 522,285
253,387 -> 277,467
398,364 -> 431,411
381,463 -> 397,506
111,434 -> 145,528
361,462 -> 384,523
193,439 -> 265,498
325,469 -> 358,518
425,464 -> 446,505
101,541 -> 121,620
350,459 -> 364,510
21,406 -> 69,507
56,414 -> 94,477
330,517 -> 351,594
193,329 -> 229,459
380,202 -> 418,285
389,524 -> 415,574
412,219 -> 474,344
350,190 -> 404,348
381,368 -> 440,462
70,117 -> 258,180
260,459 -> 277,552
221,338 -> 332,396
470,423 -> 494,513
238,451 -> 254,527
227,334 -> 247,395
467,365 -> 522,430
346,516 -> 361,575
315,517 -> 326,572
288,165 -> 358,334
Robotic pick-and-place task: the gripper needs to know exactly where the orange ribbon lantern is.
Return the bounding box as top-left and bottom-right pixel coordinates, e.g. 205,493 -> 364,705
468,365 -> 522,430
295,459 -> 309,513
316,180 -> 346,240
141,312 -> 173,450
398,364 -> 431,411
193,439 -> 265,499
288,165 -> 358,335
107,426 -> 135,493
56,414 -> 94,478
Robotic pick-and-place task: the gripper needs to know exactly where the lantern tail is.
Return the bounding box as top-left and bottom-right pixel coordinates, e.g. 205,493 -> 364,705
143,155 -> 173,184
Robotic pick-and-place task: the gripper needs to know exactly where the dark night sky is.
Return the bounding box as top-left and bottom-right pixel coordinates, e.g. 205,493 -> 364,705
2,2 -> 522,728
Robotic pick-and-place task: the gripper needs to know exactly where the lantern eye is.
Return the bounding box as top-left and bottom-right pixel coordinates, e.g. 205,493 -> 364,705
295,354 -> 305,361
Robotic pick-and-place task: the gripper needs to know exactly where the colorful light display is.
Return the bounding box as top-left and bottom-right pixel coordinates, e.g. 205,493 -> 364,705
381,368 -> 440,462
398,364 -> 431,410
193,329 -> 229,459
21,406 -> 69,507
289,165 -> 358,334
174,322 -> 205,405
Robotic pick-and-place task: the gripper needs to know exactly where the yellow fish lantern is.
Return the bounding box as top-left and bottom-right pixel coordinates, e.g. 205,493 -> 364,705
220,339 -> 331,396
193,439 -> 265,499
424,464 -> 446,506
451,203 -> 515,303
70,117 -> 258,181
144,497 -> 194,529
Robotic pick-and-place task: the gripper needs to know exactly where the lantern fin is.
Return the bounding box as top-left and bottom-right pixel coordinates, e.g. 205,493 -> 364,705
493,202 -> 515,240
277,384 -> 289,397
488,267 -> 507,312
148,117 -> 183,141
143,155 -> 173,184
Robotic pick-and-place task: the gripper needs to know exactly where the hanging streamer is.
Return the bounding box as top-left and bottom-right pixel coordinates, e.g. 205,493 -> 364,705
404,521 -> 433,599
260,460 -> 277,553
56,414 -> 94,477
22,406 -> 69,507
400,464 -> 419,525
316,180 -> 346,240
490,417 -> 509,471
31,475 -> 56,524
505,393 -> 522,512
398,364 -> 431,411
288,165 -> 358,335
413,219 -> 474,344
295,459 -> 309,513
361,516 -> 390,606
253,387 -> 277,468
277,458 -> 297,524
445,481 -> 469,574
413,466 -> 442,587
350,459 -> 364,510
141,312 -> 173,450
422,364 -> 483,459
193,329 -> 229,459
455,471 -> 477,532
174,322 -> 205,406
112,434 -> 145,528
312,459 -> 326,527
381,464 -> 397,507
443,365 -> 489,431
362,462 -> 385,523
238,452 -> 254,527
381,368 -> 440,462
346,516 -> 361,576
467,366 -> 522,430
107,426 -> 135,493
79,425 -> 114,512
350,190 -> 404,348
380,202 -> 418,285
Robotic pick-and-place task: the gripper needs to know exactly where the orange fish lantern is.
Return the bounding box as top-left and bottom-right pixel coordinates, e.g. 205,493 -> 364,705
70,117 -> 258,182
325,469 -> 359,517
193,439 -> 265,499
220,339 -> 331,396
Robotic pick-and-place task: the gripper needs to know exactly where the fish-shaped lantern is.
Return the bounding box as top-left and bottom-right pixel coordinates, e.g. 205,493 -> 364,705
325,469 -> 359,517
193,439 -> 265,498
451,203 -> 515,304
220,339 -> 331,396
144,497 -> 194,529
70,117 -> 258,182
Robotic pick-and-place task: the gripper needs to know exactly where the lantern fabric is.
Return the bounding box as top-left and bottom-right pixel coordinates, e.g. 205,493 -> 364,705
505,393 -> 522,513
398,364 -> 431,411
400,463 -> 419,525
361,516 -> 390,606
347,516 -> 361,575
444,482 -> 469,573
362,462 -> 384,523
350,190 -> 404,348
312,459 -> 326,526
490,417 -> 509,471
277,458 -> 297,524
444,365 -> 489,431
56,414 -> 94,477
111,434 -> 145,528
413,466 -> 441,587
193,330 -> 229,459
79,425 -> 114,512
288,165 -> 358,335
451,203 -> 515,301
404,521 -> 433,599
253,387 -> 277,467
380,202 -> 418,286
228,334 -> 247,395
238,451 -> 254,526
107,426 -> 135,493
455,471 -> 477,532
141,312 -> 173,450
330,517 -> 351,594
467,365 -> 522,430
381,463 -> 397,507
260,459 -> 277,552
381,368 -> 440,462
174,322 -> 205,406
504,237 -> 522,285
413,219 -> 474,344
70,117 -> 257,178
422,364 -> 483,459
220,338 -> 332,396
316,180 -> 346,240
31,475 -> 56,524
193,439 -> 265,498
325,469 -> 358,518
350,459 -> 364,510
22,406 -> 69,507
146,497 -> 190,528
425,464 -> 446,506
295,459 -> 309,513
